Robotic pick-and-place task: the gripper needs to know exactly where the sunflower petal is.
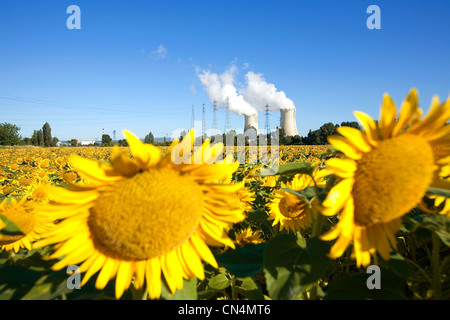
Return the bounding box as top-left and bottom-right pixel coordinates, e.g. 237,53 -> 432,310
379,93 -> 397,139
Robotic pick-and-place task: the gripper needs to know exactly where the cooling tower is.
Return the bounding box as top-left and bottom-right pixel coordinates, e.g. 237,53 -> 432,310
280,108 -> 298,136
244,113 -> 258,134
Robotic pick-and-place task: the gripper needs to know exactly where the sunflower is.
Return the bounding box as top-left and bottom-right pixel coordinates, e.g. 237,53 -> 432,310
238,182 -> 256,213
268,171 -> 324,233
320,89 -> 450,267
0,197 -> 54,252
234,226 -> 264,246
33,130 -> 245,299
420,162 -> 450,216
28,177 -> 53,203
261,175 -> 277,187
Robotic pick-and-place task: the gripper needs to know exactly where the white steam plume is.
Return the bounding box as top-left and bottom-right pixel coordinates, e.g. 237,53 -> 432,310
242,71 -> 295,112
197,65 -> 258,116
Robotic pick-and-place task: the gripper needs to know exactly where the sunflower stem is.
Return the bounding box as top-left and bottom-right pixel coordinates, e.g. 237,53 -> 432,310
323,175 -> 337,196
431,232 -> 442,300
230,275 -> 238,300
309,204 -> 325,300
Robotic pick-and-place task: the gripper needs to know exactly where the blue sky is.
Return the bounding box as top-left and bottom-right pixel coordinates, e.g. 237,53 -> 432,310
0,0 -> 449,141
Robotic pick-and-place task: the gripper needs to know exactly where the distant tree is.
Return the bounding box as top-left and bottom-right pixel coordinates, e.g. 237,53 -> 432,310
178,130 -> 188,141
302,122 -> 339,145
278,128 -> 287,145
144,132 -> 155,144
36,130 -> 44,147
42,122 -> 52,147
117,139 -> 128,147
0,122 -> 21,145
52,137 -> 59,147
340,121 -> 361,130
31,130 -> 39,146
70,139 -> 78,147
102,134 -> 112,146
22,137 -> 31,145
291,135 -> 302,145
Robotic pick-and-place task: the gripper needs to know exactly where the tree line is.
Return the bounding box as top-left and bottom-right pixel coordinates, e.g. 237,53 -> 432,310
0,120 -> 362,147
0,122 -> 59,146
280,121 -> 361,145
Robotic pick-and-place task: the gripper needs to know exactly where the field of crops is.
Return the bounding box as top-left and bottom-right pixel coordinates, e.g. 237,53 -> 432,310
0,91 -> 450,301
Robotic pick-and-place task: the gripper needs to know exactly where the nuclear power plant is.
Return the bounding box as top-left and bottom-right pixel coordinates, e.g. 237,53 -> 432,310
195,102 -> 299,137
244,113 -> 259,134
243,109 -> 298,137
279,108 -> 299,136
197,66 -> 300,137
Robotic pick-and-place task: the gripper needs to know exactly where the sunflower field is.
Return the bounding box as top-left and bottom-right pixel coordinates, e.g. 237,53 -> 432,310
0,89 -> 449,301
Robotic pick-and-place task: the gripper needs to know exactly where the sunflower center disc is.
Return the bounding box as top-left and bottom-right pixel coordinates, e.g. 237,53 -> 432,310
278,193 -> 310,219
89,168 -> 204,260
352,134 -> 435,226
0,205 -> 36,245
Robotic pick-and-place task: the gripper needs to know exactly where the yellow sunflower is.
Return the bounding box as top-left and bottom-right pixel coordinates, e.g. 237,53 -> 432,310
27,177 -> 53,203
33,130 -> 245,299
234,226 -> 264,246
320,89 -> 450,267
420,162 -> 450,216
261,175 -> 277,187
268,171 -> 324,233
0,197 -> 54,252
238,182 -> 256,213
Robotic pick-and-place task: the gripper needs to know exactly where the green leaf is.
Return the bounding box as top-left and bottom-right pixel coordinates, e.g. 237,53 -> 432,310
260,161 -> 314,177
263,234 -> 332,300
20,270 -> 72,300
406,212 -> 450,247
0,264 -> 42,300
162,278 -> 198,300
215,243 -> 265,278
0,214 -> 24,237
236,277 -> 265,300
281,186 -> 317,202
378,253 -> 417,280
207,274 -> 231,290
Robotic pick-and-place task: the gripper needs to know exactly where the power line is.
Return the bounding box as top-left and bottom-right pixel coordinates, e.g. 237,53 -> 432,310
265,104 -> 271,134
225,97 -> 231,133
0,93 -> 186,116
202,103 -> 206,136
212,100 -> 218,130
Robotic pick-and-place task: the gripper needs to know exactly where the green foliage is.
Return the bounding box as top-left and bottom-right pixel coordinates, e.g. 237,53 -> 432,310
215,244 -> 265,278
102,134 -> 112,146
302,122 -> 338,145
261,160 -> 314,177
144,132 -> 155,144
0,122 -> 21,146
116,139 -> 129,147
405,211 -> 450,247
70,139 -> 78,147
264,234 -> 333,300
42,122 -> 52,147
